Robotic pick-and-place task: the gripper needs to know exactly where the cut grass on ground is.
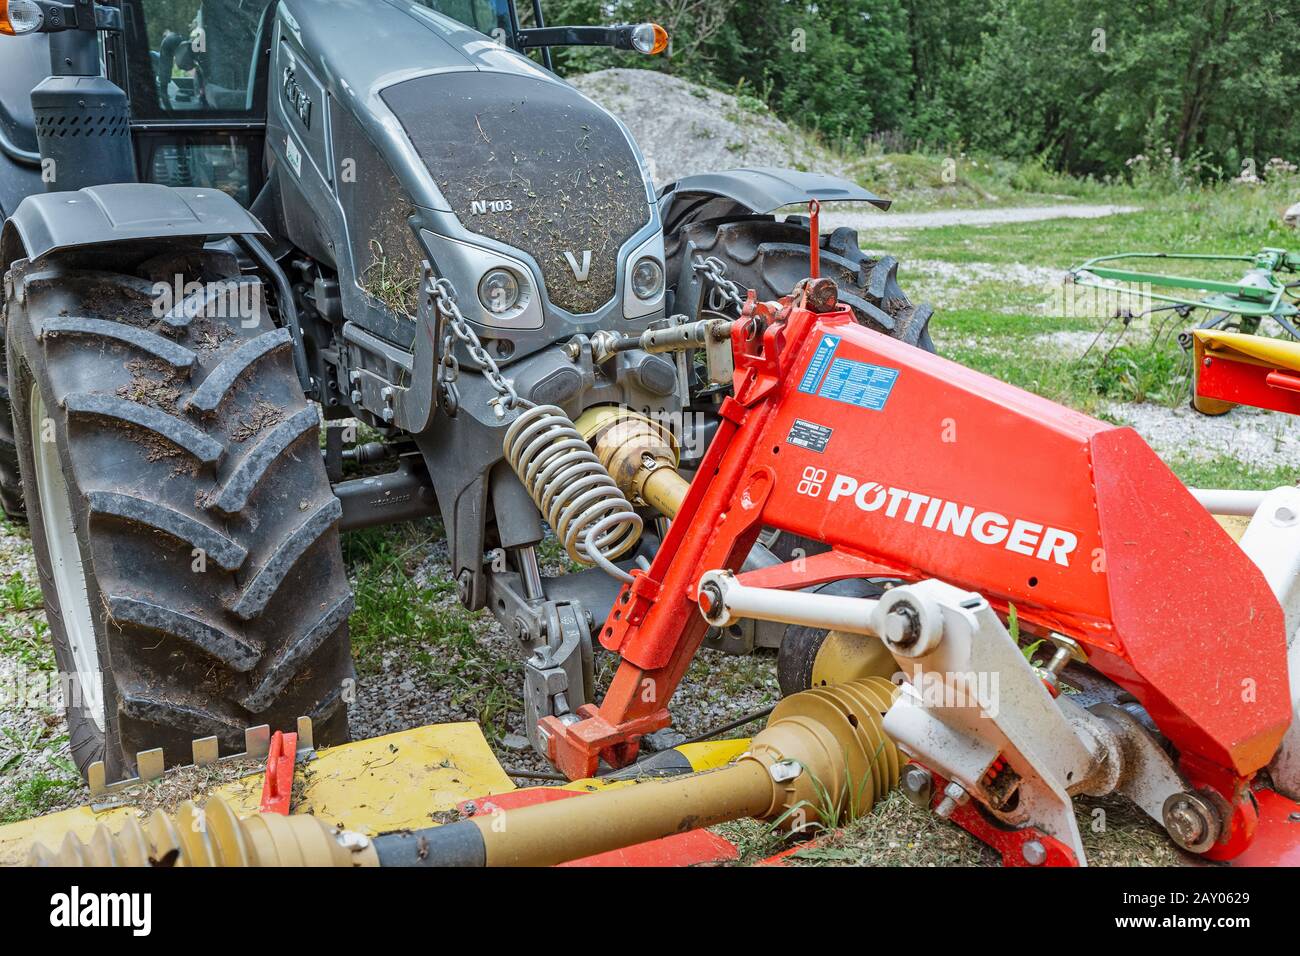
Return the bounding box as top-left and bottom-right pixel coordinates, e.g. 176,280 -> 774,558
716,789 -> 1183,867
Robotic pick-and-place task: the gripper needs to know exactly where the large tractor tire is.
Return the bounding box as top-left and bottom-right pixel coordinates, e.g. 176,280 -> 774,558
0,371 -> 23,521
666,215 -> 935,351
4,252 -> 353,780
0,291 -> 25,521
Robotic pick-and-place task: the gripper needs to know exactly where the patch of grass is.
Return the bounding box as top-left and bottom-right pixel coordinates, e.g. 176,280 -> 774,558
0,514 -> 29,539
1076,342 -> 1190,407
930,309 -> 1078,338
0,614 -> 53,672
943,340 -> 1093,410
342,523 -> 519,739
0,771 -> 79,825
1164,454 -> 1298,490
343,524 -> 455,671
842,149 -> 1130,213
887,178 -> 1296,268
0,573 -> 42,614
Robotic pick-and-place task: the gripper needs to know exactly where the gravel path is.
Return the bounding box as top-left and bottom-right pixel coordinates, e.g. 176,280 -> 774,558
825,204 -> 1141,231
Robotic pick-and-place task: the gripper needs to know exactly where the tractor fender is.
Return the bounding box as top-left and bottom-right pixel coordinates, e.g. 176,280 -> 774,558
658,167 -> 890,231
1,183 -> 267,273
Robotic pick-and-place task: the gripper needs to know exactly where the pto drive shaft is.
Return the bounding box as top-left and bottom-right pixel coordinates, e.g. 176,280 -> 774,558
28,680 -> 900,867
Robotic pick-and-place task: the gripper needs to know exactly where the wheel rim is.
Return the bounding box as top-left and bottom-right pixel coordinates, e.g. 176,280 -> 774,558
30,386 -> 104,731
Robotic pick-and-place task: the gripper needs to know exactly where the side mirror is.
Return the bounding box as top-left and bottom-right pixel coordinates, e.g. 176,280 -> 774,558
515,22 -> 668,56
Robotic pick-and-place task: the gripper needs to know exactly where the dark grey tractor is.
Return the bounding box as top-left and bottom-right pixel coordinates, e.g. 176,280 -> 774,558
0,0 -> 932,780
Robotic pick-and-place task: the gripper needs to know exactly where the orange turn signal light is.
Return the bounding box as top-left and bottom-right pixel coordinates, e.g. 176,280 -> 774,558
648,23 -> 669,55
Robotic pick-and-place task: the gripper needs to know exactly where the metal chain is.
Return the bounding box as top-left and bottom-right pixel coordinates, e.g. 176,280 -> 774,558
430,276 -> 529,416
692,255 -> 745,313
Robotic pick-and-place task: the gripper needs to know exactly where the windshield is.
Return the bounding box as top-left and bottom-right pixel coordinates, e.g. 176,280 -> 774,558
410,0 -> 513,38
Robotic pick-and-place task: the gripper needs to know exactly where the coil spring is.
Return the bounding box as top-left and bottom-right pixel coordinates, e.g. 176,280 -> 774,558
503,404 -> 643,581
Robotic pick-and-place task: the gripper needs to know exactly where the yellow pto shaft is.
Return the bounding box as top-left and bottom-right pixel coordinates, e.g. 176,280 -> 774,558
27,679 -> 900,867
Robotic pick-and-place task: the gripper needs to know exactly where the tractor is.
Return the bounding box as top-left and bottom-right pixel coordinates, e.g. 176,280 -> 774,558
0,0 -> 932,781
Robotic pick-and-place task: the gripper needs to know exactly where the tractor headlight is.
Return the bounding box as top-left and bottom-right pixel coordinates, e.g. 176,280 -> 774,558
478,268 -> 521,314
631,257 -> 664,300
0,0 -> 45,35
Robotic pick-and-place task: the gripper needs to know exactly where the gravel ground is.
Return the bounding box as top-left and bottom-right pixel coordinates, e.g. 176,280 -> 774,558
347,537 -> 779,781
571,69 -> 1140,239
906,259 -> 1066,309
1107,401 -> 1300,470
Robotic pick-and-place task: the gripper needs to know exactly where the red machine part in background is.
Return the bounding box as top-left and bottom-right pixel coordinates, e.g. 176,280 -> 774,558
540,283 -> 1290,863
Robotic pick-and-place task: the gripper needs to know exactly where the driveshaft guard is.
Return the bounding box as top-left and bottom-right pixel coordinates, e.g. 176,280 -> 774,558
730,314 -> 1289,776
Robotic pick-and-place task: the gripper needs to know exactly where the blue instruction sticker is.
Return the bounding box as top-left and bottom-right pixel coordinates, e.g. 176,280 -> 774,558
817,358 -> 899,411
797,334 -> 840,394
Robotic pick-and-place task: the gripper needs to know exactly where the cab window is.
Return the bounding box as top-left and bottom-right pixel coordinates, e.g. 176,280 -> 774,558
117,1 -> 276,207
121,0 -> 274,119
410,0 -> 513,38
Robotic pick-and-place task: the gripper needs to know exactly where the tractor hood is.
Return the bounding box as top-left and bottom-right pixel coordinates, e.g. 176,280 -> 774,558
381,70 -> 651,315
276,0 -> 655,317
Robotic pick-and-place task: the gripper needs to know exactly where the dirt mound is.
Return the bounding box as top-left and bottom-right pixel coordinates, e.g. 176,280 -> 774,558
569,68 -> 845,188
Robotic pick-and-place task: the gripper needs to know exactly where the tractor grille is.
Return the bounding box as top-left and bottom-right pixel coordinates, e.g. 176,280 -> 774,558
381,71 -> 650,315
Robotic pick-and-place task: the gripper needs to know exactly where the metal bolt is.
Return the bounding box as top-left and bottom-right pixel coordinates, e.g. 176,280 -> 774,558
1021,840 -> 1047,866
934,781 -> 969,819
381,386 -> 394,401
513,616 -> 531,643
1169,803 -> 1202,842
698,582 -> 723,619
350,390 -> 362,403
882,604 -> 921,647
1165,799 -> 1205,846
900,765 -> 933,809
381,407 -> 395,423
1161,792 -> 1219,853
